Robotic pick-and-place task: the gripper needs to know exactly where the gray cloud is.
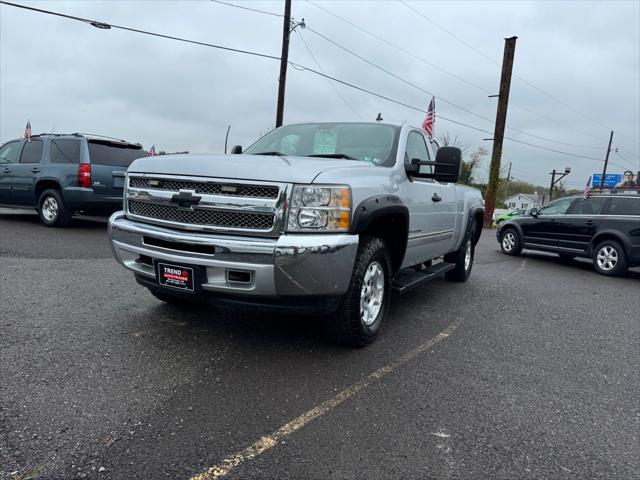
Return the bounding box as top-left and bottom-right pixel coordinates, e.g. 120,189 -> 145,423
1,0 -> 638,188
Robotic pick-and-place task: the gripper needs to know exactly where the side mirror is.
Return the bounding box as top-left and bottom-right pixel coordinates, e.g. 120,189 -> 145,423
433,147 -> 462,183
230,145 -> 243,154
405,158 -> 420,175
530,208 -> 538,217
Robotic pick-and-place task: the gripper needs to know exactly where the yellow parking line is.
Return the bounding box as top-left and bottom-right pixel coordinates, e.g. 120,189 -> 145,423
190,324 -> 457,480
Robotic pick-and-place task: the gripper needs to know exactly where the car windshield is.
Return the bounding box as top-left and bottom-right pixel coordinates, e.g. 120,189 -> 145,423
243,123 -> 399,167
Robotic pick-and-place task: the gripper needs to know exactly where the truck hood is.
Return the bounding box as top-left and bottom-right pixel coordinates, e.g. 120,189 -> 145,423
128,154 -> 372,184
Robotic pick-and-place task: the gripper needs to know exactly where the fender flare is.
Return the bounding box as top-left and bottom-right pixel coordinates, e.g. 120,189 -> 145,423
591,229 -> 634,258
350,195 -> 409,272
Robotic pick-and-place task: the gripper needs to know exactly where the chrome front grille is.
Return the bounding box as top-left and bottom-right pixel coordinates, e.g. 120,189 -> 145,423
128,200 -> 275,230
129,177 -> 279,199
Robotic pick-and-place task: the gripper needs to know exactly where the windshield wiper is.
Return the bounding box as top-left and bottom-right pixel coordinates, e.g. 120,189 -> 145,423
307,153 -> 358,160
250,151 -> 286,156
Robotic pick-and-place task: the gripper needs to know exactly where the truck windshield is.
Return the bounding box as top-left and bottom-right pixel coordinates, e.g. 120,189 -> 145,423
244,123 -> 399,167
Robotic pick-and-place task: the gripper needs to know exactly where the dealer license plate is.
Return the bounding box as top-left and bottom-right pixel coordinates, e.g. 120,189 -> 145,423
157,263 -> 195,291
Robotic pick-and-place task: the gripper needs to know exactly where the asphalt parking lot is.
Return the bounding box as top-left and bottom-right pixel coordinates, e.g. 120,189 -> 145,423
1,209 -> 639,480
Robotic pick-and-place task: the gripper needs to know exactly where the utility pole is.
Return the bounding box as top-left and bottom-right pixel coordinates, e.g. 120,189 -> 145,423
275,0 -> 292,128
484,36 -> 517,227
598,130 -> 614,190
548,169 -> 557,202
548,166 -> 571,202
505,161 -> 512,200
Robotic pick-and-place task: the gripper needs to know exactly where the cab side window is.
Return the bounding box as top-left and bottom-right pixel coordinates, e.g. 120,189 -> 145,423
404,131 -> 432,175
538,197 -> 573,215
19,140 -> 44,164
0,141 -> 22,164
51,139 -> 81,164
566,197 -> 608,215
603,197 -> 640,216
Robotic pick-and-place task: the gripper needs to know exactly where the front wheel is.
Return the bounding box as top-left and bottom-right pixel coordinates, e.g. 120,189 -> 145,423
332,237 -> 392,347
592,240 -> 628,276
500,228 -> 522,256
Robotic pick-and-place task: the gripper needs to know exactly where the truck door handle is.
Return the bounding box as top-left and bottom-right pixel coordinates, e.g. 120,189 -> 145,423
431,193 -> 442,203
586,220 -> 595,225
2,167 -> 10,174
31,167 -> 41,173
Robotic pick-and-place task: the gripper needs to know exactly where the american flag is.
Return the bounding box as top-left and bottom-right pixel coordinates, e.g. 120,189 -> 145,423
422,97 -> 435,138
24,120 -> 32,142
583,176 -> 591,199
148,144 -> 156,157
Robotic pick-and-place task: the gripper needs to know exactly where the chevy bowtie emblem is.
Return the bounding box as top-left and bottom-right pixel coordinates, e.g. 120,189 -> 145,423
171,190 -> 202,209
221,185 -> 238,193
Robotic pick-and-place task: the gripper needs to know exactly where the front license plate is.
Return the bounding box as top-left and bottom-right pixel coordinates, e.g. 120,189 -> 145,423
157,263 -> 195,291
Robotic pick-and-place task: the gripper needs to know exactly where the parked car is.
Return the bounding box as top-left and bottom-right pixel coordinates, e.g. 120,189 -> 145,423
0,134 -> 146,226
108,122 -> 484,346
497,191 -> 640,276
495,208 -> 528,225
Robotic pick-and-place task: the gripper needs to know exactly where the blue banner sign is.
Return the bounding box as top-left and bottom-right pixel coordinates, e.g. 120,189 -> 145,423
592,174 -> 622,188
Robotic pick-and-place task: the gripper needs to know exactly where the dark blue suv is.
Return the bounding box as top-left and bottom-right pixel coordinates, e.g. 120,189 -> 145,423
0,134 -> 145,226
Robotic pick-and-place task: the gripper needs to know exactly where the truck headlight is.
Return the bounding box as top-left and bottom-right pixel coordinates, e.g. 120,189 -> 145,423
287,185 -> 351,232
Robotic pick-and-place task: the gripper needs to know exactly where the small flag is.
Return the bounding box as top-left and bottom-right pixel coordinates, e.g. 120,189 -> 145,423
148,144 -> 156,157
583,176 -> 591,199
422,97 -> 435,138
24,120 -> 32,142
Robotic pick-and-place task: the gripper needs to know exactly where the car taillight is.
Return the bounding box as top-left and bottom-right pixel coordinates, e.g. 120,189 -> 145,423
77,163 -> 91,188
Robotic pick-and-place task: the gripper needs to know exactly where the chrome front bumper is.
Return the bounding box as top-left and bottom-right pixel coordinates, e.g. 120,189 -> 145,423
108,211 -> 359,297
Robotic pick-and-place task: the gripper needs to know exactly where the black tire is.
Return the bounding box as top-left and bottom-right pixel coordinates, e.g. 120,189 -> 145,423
499,228 -> 522,256
38,188 -> 72,227
332,236 -> 392,347
444,226 -> 475,282
592,239 -> 628,277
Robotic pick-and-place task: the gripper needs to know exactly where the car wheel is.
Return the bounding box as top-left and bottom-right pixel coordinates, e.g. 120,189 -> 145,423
592,240 -> 628,276
500,228 -> 522,256
444,226 -> 475,282
332,236 -> 392,347
38,189 -> 72,227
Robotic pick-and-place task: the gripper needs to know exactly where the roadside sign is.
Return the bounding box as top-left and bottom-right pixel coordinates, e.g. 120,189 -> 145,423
592,174 -> 622,188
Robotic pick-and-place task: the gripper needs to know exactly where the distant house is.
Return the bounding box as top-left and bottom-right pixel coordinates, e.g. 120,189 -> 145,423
504,192 -> 540,210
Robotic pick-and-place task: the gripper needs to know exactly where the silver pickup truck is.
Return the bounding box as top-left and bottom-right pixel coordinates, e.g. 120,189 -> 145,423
108,122 -> 484,346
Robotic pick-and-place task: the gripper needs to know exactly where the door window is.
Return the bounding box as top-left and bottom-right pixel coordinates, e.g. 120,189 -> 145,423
566,197 -> 608,215
0,141 -> 22,164
603,197 -> 640,216
19,140 -> 44,164
404,131 -> 432,174
538,197 -> 573,215
51,139 -> 81,164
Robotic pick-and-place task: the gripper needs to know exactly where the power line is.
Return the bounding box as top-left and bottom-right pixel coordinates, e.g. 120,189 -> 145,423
295,30 -> 362,119
3,0 -> 636,172
306,0 -> 604,149
210,0 -> 283,18
0,0 -> 281,62
399,0 -> 640,145
305,25 -> 614,152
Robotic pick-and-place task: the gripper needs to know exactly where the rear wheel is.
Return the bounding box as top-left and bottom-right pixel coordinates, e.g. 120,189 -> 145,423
332,236 -> 392,347
38,189 -> 72,227
592,240 -> 628,276
500,228 -> 522,256
445,226 -> 475,282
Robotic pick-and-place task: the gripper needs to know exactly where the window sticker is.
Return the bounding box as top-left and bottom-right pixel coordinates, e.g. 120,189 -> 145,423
313,130 -> 337,154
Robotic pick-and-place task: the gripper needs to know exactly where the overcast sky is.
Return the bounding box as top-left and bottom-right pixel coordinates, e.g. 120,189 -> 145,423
1,0 -> 639,188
